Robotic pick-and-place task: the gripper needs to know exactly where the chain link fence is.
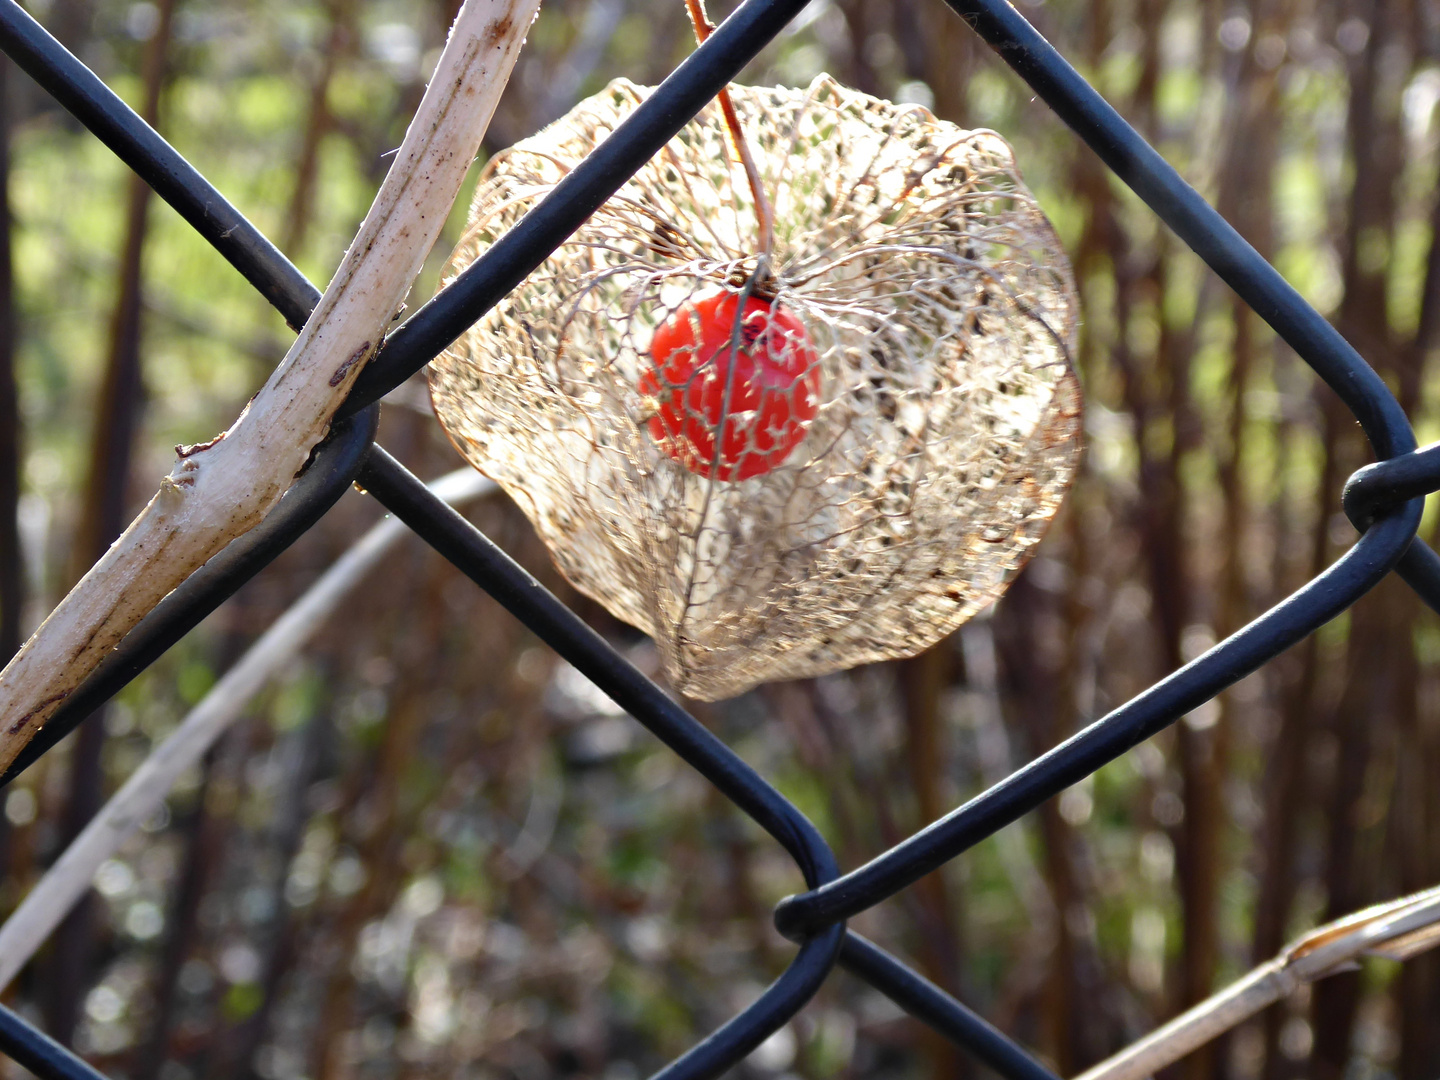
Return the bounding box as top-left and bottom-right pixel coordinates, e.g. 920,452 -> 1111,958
0,0 -> 1435,1076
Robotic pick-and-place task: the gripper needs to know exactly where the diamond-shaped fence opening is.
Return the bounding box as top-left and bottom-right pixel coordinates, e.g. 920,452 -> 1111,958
0,0 -> 1437,1078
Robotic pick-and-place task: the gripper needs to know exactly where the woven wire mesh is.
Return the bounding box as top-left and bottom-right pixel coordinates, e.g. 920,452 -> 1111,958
0,0 -> 1436,1077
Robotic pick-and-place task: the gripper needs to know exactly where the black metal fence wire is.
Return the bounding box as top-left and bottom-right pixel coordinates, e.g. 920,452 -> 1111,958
0,0 -> 1438,1075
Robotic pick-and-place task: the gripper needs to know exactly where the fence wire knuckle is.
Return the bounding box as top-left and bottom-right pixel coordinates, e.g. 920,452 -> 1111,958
0,0 -> 1428,1074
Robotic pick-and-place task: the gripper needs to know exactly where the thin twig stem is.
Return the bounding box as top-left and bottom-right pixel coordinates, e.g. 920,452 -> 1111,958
684,0 -> 774,261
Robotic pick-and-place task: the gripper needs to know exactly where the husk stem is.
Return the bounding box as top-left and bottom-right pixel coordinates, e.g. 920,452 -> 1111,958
683,0 -> 775,264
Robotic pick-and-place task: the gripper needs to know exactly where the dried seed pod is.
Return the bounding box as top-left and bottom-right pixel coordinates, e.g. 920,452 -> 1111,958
430,75 -> 1082,701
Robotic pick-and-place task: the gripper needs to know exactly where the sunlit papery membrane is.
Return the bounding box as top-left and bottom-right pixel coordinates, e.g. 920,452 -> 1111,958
429,75 -> 1082,701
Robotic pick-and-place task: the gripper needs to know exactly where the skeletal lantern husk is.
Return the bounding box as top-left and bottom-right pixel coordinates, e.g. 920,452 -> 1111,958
429,75 -> 1082,701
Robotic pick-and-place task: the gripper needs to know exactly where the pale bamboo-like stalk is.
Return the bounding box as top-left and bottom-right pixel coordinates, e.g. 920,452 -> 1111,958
0,469 -> 495,989
0,0 -> 537,772
1074,884 -> 1440,1080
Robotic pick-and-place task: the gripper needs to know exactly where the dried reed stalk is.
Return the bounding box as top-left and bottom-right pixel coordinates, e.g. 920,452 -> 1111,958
0,0 -> 536,771
1075,884 -> 1440,1080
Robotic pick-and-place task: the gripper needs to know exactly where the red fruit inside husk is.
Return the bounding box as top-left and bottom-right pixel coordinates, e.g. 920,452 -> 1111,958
640,292 -> 821,481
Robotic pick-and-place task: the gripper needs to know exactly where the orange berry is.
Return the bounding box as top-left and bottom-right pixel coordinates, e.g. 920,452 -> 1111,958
640,292 -> 821,481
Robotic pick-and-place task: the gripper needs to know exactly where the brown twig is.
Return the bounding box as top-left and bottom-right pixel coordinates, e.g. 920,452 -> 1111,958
683,0 -> 773,261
